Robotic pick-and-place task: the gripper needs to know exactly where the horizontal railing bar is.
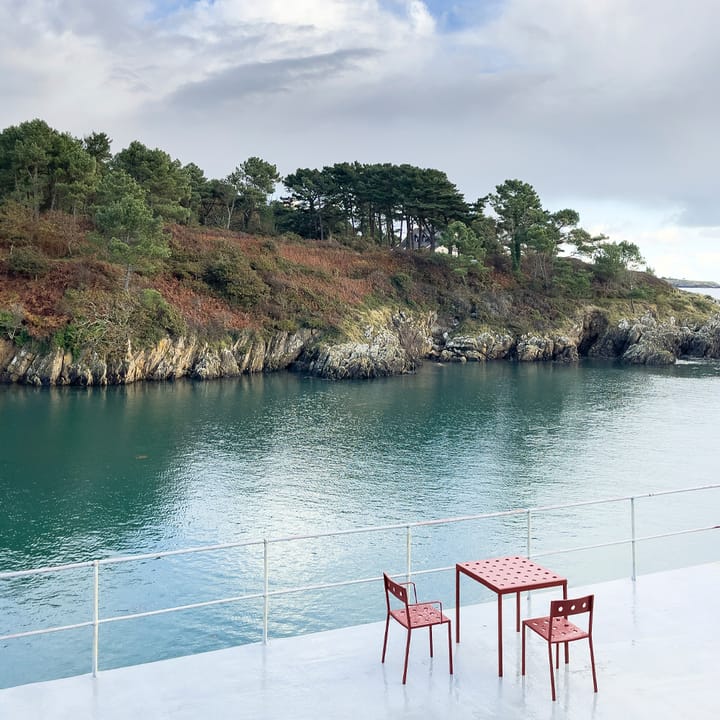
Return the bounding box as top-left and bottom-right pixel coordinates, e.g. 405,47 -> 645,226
100,592 -> 267,624
265,509 -> 529,544
11,518 -> 713,640
0,620 -> 94,641
527,484 -> 720,515
98,539 -> 265,567
0,560 -> 95,580
263,574 -> 382,597
2,483 -> 717,581
378,525 -> 719,584
531,524 -> 718,559
268,483 -> 720,544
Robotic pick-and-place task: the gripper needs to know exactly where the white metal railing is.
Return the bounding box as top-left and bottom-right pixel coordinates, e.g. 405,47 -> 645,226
1,483 -> 718,679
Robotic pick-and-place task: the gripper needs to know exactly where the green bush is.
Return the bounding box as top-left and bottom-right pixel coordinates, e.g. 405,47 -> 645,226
391,272 -> 413,294
53,322 -> 88,356
553,261 -> 593,298
0,306 -> 27,343
203,250 -> 269,308
628,285 -> 654,301
131,289 -> 187,344
8,246 -> 50,279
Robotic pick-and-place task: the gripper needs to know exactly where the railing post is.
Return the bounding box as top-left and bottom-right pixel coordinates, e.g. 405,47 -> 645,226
526,510 -> 532,558
92,560 -> 99,678
406,525 -> 412,582
630,497 -> 637,581
263,539 -> 269,644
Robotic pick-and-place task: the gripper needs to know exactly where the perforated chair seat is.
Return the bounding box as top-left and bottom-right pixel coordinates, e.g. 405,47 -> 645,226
523,616 -> 590,643
382,573 -> 453,684
522,594 -> 598,701
390,603 -> 446,629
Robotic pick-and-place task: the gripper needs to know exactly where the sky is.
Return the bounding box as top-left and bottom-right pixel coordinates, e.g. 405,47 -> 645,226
1,0 -> 719,281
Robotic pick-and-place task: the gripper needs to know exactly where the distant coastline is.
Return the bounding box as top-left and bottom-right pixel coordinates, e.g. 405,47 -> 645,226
664,278 -> 720,288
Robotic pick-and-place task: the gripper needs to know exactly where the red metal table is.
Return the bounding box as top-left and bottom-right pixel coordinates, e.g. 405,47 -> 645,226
455,556 -> 567,677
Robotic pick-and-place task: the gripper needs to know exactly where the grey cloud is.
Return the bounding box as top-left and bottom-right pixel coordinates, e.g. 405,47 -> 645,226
164,48 -> 379,110
60,0 -> 720,237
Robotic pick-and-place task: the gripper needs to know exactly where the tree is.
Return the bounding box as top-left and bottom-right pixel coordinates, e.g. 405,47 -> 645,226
0,119 -> 54,219
284,167 -> 337,240
468,198 -> 502,261
327,161 -> 361,240
489,179 -> 544,273
226,157 -> 280,232
0,120 -> 97,219
83,132 -> 112,175
591,240 -> 645,282
182,162 -> 208,225
93,169 -> 167,290
411,168 -> 468,249
442,221 -> 484,261
48,132 -> 96,215
112,141 -> 191,223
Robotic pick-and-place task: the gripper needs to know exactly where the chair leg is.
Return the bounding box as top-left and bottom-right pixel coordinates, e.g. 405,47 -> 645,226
402,629 -> 411,684
447,621 -> 453,675
521,623 -> 526,676
382,616 -> 390,663
429,625 -> 434,657
555,642 -> 559,669
547,642 -> 556,701
589,637 -> 598,693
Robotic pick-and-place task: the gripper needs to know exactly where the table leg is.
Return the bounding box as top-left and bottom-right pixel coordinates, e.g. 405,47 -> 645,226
563,580 -> 569,663
497,593 -> 503,677
515,591 -> 521,632
455,566 -> 460,643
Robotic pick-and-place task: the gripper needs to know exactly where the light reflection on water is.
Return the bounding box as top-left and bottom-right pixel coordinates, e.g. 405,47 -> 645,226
1,360 -> 719,686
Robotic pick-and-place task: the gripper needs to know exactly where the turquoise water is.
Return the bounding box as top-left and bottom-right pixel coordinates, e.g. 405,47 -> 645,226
1,360 -> 719,687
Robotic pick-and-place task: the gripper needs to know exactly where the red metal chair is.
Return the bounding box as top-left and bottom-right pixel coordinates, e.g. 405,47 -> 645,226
522,593 -> 598,701
381,572 -> 453,684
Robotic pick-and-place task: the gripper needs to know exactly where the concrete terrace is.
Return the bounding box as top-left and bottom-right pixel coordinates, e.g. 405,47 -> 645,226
0,562 -> 717,720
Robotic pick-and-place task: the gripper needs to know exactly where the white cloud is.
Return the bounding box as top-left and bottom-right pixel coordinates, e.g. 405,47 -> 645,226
1,0 -> 720,280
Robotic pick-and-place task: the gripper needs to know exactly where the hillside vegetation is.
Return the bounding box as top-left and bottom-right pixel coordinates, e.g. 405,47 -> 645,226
0,118 -> 717,368
1,211 -> 715,359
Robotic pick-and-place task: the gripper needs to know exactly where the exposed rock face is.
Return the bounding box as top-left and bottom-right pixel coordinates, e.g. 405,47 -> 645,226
429,309 -> 720,367
1,307 -> 719,385
0,330 -> 315,386
430,332 -> 515,362
583,311 -> 720,366
292,311 -> 435,379
429,330 -> 580,363
681,316 -> 720,358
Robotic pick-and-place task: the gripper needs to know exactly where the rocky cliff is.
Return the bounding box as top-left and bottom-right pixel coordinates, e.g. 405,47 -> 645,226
0,329 -> 315,386
1,307 -> 719,385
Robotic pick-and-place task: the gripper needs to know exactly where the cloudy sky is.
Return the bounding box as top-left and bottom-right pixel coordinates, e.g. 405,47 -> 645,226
2,0 -> 719,281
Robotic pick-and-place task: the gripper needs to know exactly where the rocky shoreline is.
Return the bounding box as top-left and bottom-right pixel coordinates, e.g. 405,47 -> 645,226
1,307 -> 719,386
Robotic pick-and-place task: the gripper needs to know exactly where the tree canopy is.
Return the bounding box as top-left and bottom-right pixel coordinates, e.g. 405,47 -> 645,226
0,117 -> 652,295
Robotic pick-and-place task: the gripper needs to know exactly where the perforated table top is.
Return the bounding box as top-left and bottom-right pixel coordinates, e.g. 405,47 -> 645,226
456,556 -> 566,594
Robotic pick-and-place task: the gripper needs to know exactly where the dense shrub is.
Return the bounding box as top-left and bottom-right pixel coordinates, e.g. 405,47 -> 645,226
202,249 -> 269,308
7,246 -> 50,278
130,289 -> 187,345
0,304 -> 27,343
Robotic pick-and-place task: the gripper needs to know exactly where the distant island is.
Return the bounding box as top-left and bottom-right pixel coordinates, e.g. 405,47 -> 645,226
664,278 -> 720,288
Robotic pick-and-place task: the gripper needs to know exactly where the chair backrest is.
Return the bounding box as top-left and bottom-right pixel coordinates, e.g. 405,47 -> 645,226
383,573 -> 409,611
549,594 -> 594,635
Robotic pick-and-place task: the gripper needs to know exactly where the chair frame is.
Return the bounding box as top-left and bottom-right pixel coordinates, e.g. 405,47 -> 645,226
522,593 -> 598,701
381,572 -> 453,684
